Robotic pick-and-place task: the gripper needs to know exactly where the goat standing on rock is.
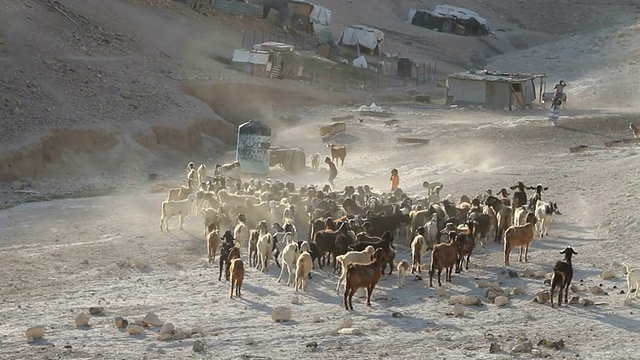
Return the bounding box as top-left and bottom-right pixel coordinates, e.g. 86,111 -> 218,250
550,246 -> 578,307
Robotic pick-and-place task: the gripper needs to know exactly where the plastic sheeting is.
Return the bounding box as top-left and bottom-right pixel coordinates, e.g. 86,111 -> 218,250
338,25 -> 384,51
432,5 -> 487,25
309,4 -> 331,25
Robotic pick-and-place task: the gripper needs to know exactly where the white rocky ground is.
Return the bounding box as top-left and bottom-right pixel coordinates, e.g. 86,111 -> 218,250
1,107 -> 639,359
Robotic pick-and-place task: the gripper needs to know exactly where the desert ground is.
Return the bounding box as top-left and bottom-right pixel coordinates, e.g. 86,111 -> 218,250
1,0 -> 640,359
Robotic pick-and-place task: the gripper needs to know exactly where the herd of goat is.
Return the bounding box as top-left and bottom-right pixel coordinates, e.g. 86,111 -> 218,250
158,161 -> 640,310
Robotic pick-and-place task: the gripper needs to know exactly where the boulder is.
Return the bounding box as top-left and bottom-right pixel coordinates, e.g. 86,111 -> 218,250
513,286 -> 526,295
159,323 -> 175,335
89,307 -> 104,315
489,342 -> 501,353
581,298 -> 595,306
601,270 -> 616,280
244,337 -> 255,345
569,296 -> 580,305
338,327 -> 362,335
114,317 -> 128,328
25,326 -> 46,341
126,325 -> 145,335
589,286 -> 604,295
570,284 -> 580,293
173,330 -> 189,340
75,313 -> 90,327
290,296 -> 300,304
437,288 -> 448,297
462,295 -> 482,306
494,296 -> 509,306
157,333 -> 172,341
476,280 -> 491,288
522,268 -> 535,278
271,306 -> 292,322
623,298 -> 633,306
537,338 -> 565,350
511,340 -> 533,354
193,340 -> 205,352
453,304 -> 464,317
533,291 -> 550,304
143,312 -> 164,327
507,270 -> 519,278
339,317 -> 354,329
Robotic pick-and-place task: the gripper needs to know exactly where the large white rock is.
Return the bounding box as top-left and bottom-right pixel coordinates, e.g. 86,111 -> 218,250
462,295 -> 481,306
338,327 -> 362,335
522,268 -> 535,278
126,325 -> 145,335
513,286 -> 527,295
25,326 -> 46,340
437,288 -> 448,297
453,304 -> 464,317
290,296 -> 300,304
75,313 -> 90,327
271,307 -> 292,322
157,333 -> 172,341
589,286 -> 605,295
476,280 -> 491,288
601,270 -> 616,280
339,317 -> 354,329
494,296 -> 509,306
143,312 -> 164,327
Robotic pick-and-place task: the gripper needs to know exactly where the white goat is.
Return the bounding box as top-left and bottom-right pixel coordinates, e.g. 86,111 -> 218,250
397,260 -> 410,288
513,205 -> 531,226
197,163 -> 207,185
160,194 -> 196,231
534,200 -> 561,237
335,245 -> 375,294
233,216 -> 249,253
411,231 -> 427,274
295,251 -> 312,292
623,263 -> 640,300
277,239 -> 300,286
218,161 -> 242,180
425,213 -> 438,247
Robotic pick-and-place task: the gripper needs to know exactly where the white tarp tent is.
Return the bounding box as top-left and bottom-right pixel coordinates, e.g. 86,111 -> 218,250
309,4 -> 331,26
432,5 -> 487,25
338,25 -> 384,51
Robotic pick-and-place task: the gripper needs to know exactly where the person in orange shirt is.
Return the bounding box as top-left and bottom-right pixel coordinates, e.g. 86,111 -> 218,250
390,168 -> 400,191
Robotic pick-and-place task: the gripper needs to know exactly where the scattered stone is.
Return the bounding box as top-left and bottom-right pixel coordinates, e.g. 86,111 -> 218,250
166,255 -> 178,265
623,298 -> 633,306
391,311 -> 404,318
581,299 -> 595,306
589,286 -> 604,295
306,341 -> 318,348
157,333 -> 172,341
75,313 -> 90,327
290,296 -> 300,304
601,270 -> 616,280
538,339 -> 565,350
339,317 -> 354,329
89,306 -> 104,315
476,280 -> 491,288
244,337 -> 255,345
133,319 -> 146,326
173,330 -> 189,340
569,296 -> 580,305
126,324 -> 145,335
523,268 -> 535,278
271,306 -> 292,322
143,312 -> 164,327
533,291 -> 550,304
192,340 -> 205,352
463,295 -> 482,306
10,181 -> 24,190
453,303 -> 464,317
511,340 -> 533,354
338,327 -> 362,335
486,288 -> 502,302
494,296 -> 509,306
114,317 -> 128,328
159,323 -> 174,335
513,286 -> 526,295
120,91 -> 132,99
489,342 -> 501,353
437,287 -> 448,297
508,270 -> 519,278
488,282 -> 502,291
312,317 -> 324,323
570,284 -> 580,293
25,326 -> 46,341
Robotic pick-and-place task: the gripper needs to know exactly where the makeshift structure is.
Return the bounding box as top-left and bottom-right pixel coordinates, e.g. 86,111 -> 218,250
231,42 -> 304,80
445,70 -> 546,111
338,25 -> 385,55
408,5 -> 489,36
263,0 -> 331,33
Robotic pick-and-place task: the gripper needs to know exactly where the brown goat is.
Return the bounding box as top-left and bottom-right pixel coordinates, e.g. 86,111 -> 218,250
248,230 -> 259,268
328,143 -> 347,166
454,228 -> 475,273
429,231 -> 458,287
485,196 -> 512,243
206,225 -> 221,263
344,248 -> 386,310
503,213 -> 537,266
229,250 -> 244,298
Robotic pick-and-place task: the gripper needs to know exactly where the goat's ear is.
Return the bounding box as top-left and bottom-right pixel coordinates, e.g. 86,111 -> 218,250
543,187 -> 549,191
509,185 -> 518,190
527,186 -> 536,190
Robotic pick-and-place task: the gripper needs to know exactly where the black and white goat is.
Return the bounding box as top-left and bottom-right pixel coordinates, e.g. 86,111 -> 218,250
534,200 -> 562,237
550,246 -> 578,307
527,184 -> 549,210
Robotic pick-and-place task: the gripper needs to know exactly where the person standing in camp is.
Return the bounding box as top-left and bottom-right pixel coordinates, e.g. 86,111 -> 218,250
390,169 -> 400,191
325,156 -> 338,188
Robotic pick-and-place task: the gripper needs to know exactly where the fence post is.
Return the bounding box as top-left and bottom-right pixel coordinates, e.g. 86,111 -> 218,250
427,62 -> 432,82
241,30 -> 246,48
261,31 -> 265,43
434,62 -> 437,82
252,30 -> 256,46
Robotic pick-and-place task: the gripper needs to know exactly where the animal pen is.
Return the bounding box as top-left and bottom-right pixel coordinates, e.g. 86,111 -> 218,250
445,70 -> 546,111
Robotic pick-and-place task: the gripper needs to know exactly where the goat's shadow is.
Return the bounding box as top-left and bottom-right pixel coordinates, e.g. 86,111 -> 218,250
555,124 -> 619,139
27,338 -> 53,347
563,305 -> 640,333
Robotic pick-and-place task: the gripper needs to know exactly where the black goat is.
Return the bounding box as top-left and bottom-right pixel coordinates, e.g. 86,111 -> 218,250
528,184 -> 549,210
550,246 -> 578,307
509,182 -> 529,209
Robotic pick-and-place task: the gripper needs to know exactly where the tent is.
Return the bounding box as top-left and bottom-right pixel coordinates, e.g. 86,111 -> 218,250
338,25 -> 384,54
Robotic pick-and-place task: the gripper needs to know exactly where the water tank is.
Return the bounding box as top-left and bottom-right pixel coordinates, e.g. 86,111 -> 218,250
397,58 -> 412,78
236,120 -> 272,175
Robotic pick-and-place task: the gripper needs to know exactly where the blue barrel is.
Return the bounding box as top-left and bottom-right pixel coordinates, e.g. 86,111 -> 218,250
236,120 -> 272,175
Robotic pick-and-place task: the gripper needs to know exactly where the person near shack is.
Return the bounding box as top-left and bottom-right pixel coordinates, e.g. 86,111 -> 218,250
390,169 -> 400,191
325,156 -> 338,189
552,80 -> 566,109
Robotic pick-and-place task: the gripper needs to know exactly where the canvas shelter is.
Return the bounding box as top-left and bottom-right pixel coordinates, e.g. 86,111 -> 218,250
338,25 -> 385,55
408,5 -> 489,36
231,42 -> 303,80
445,70 -> 546,111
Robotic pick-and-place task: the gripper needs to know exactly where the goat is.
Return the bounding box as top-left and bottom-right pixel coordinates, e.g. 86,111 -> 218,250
297,240 -> 319,274
248,230 -> 259,268
335,245 -> 375,294
311,153 -> 321,171
343,248 -> 386,310
397,260 -> 410,288
229,249 -> 244,298
295,251 -> 313,292
509,182 -> 528,210
623,263 -> 640,300
484,196 -> 512,243
206,226 -> 221,263
202,207 -> 219,238
197,163 -> 207,185
277,239 -> 300,286
429,231 -> 458,287
503,213 -> 537,266
233,213 -> 250,253
167,185 -> 192,202
187,162 -> 197,189
550,246 -> 578,307
513,205 -> 532,226
217,161 -> 242,180
328,143 -> 347,166
411,226 -> 427,274
218,230 -> 236,281
534,200 -> 561,237
527,184 -> 548,210
454,224 -> 476,273
629,123 -> 640,139
160,194 -> 196,231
